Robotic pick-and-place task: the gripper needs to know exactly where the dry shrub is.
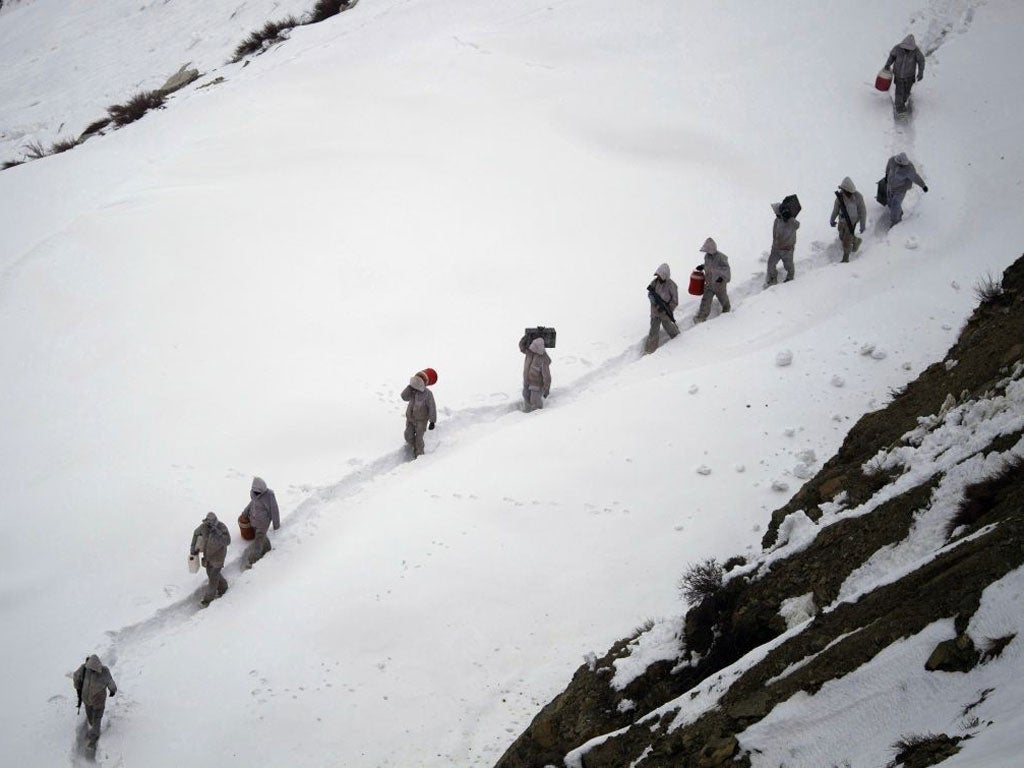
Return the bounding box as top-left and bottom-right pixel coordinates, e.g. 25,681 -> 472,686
678,558 -> 723,606
50,136 -> 79,154
107,90 -> 166,126
232,17 -> 298,62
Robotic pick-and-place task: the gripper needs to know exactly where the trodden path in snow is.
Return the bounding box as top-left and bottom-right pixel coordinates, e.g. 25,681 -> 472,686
84,201 -> 894,687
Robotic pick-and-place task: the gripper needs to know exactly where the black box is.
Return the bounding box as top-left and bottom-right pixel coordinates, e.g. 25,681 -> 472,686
524,326 -> 556,349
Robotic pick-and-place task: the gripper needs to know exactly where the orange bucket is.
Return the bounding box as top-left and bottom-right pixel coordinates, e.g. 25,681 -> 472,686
238,514 -> 255,541
688,269 -> 705,296
415,368 -> 438,386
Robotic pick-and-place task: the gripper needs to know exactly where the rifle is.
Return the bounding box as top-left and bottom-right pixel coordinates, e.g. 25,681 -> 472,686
76,657 -> 85,713
647,283 -> 676,323
834,190 -> 857,234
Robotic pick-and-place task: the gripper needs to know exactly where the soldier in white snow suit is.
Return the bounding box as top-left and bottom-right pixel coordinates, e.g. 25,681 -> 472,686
765,202 -> 800,285
401,376 -> 437,458
190,512 -> 231,606
694,238 -> 731,322
884,34 -> 926,114
241,476 -> 280,569
884,152 -> 927,225
645,263 -> 679,354
73,654 -> 117,749
519,334 -> 552,411
830,177 -> 867,262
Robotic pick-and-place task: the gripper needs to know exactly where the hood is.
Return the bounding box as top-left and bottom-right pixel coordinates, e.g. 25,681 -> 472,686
528,337 -> 546,355
700,237 -> 717,254
771,202 -> 781,216
839,176 -> 857,193
654,263 -> 671,280
894,152 -> 911,166
409,375 -> 426,392
205,512 -> 218,524
900,34 -> 917,50
251,476 -> 267,495
86,655 -> 103,672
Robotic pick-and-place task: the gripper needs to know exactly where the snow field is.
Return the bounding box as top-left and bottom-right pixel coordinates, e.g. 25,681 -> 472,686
1,0 -> 1023,766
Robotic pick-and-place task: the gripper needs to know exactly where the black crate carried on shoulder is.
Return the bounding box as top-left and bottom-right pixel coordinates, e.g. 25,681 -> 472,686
779,194 -> 801,221
524,326 -> 556,349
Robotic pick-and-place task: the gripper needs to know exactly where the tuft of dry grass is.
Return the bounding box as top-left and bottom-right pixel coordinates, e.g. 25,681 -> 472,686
107,90 -> 167,126
231,17 -> 298,62
973,272 -> 1005,304
22,139 -> 48,159
309,0 -> 349,23
50,136 -> 79,154
80,117 -> 112,139
678,558 -> 723,606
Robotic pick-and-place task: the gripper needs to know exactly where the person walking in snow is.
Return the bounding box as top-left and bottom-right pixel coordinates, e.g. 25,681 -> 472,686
401,375 -> 437,458
190,512 -> 231,606
883,34 -> 926,115
241,476 -> 280,569
884,152 -> 927,226
765,202 -> 800,285
694,238 -> 731,323
519,333 -> 552,411
73,654 -> 117,749
645,263 -> 680,353
830,177 -> 867,262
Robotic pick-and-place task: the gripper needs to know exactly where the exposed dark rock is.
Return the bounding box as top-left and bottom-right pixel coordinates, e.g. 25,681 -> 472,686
889,732 -> 962,767
925,634 -> 981,673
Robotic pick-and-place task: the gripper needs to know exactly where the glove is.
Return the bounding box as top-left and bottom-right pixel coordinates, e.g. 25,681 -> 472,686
716,277 -> 723,283
859,224 -> 865,234
428,421 -> 435,430
922,185 -> 928,193
917,73 -> 923,82
543,390 -> 549,398
109,690 -> 116,697
273,522 -> 280,530
696,264 -> 705,271
829,220 -> 836,228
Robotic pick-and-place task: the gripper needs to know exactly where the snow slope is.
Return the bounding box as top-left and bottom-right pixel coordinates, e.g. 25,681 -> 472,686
0,0 -> 1021,766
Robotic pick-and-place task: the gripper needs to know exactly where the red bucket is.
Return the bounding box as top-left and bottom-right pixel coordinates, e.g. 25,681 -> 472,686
688,269 -> 705,296
238,514 -> 255,541
415,368 -> 438,386
875,69 -> 893,92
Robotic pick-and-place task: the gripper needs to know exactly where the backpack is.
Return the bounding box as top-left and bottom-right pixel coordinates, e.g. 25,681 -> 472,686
875,177 -> 888,205
779,194 -> 801,222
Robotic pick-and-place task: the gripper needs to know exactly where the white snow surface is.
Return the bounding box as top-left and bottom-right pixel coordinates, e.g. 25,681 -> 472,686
1,0 -> 1023,766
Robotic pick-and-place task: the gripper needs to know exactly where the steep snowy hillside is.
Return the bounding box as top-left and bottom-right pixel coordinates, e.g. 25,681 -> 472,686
0,0 -> 315,159
0,0 -> 1021,767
